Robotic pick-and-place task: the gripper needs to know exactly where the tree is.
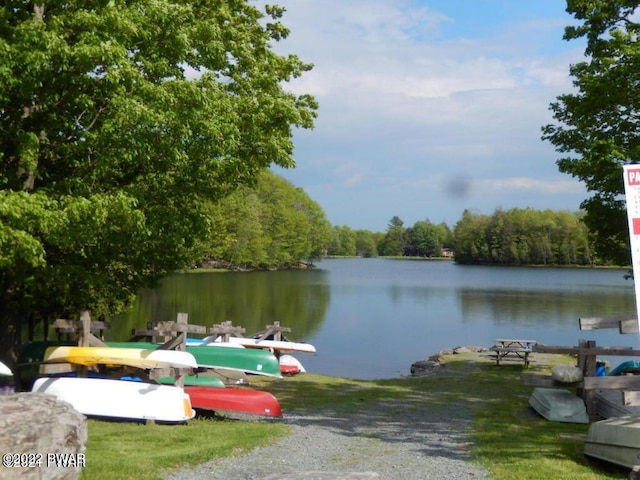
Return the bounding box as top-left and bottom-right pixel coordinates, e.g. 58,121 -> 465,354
199,172 -> 331,268
406,220 -> 448,257
379,217 -> 407,256
327,226 -> 357,256
542,0 -> 640,265
0,2 -> 317,365
452,208 -> 593,265
354,230 -> 377,258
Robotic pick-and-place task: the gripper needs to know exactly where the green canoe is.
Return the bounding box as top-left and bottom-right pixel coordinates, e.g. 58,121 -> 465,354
157,374 -> 225,388
107,342 -> 282,378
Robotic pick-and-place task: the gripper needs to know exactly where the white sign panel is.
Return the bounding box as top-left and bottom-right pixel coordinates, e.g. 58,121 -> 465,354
622,164 -> 640,330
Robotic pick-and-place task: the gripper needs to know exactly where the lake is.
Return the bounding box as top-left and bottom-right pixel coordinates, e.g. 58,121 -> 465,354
108,258 -> 640,380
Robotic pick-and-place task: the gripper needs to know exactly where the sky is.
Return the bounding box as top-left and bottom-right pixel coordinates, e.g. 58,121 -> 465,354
266,0 -> 588,232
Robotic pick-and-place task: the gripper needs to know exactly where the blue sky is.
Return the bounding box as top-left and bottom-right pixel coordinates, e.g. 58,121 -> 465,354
267,0 -> 586,232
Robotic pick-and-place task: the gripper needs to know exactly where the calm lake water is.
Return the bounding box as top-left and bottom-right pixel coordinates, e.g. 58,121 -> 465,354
108,258 -> 640,380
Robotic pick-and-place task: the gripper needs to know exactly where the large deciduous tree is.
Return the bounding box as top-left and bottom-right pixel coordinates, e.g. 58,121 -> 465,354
542,0 -> 640,265
0,1 -> 317,365
199,171 -> 331,268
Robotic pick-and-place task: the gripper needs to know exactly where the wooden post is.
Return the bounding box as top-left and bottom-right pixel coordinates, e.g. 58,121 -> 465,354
173,313 -> 187,388
584,340 -> 597,416
78,311 -> 91,347
76,311 -> 91,378
207,321 -> 246,343
256,321 -> 291,341
175,313 -> 188,352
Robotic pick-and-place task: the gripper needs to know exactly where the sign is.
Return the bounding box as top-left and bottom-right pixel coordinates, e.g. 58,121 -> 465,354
622,165 -> 640,332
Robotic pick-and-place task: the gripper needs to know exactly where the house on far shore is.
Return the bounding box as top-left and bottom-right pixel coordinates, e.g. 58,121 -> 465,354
441,248 -> 454,258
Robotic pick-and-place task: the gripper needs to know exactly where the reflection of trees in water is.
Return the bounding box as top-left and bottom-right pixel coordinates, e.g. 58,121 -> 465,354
458,288 -> 635,326
108,269 -> 330,341
387,285 -> 448,305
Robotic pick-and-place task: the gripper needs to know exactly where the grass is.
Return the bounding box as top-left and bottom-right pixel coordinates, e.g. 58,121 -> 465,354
81,353 -> 630,479
82,417 -> 289,479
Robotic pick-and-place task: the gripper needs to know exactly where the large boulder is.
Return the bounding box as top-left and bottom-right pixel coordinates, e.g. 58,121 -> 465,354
410,360 -> 441,376
0,393 -> 87,480
551,364 -> 583,384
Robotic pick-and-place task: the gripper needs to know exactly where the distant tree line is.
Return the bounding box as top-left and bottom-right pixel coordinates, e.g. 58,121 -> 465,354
197,175 -> 604,268
452,208 -> 594,265
326,209 -> 603,266
326,216 -> 453,258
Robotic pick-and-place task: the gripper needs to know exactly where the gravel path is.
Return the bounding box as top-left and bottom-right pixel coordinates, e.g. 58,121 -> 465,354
164,367 -> 490,480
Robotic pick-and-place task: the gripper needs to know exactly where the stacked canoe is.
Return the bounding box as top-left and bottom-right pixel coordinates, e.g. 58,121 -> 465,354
30,345 -> 197,424
17,340 -> 284,422
107,341 -> 283,417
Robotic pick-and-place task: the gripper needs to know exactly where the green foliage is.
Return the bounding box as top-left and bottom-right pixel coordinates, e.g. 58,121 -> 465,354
405,220 -> 451,257
354,229 -> 378,257
452,208 -> 594,265
197,171 -> 331,269
542,0 -> 640,265
327,225 -> 357,256
377,217 -> 450,257
378,216 -> 408,256
326,226 -> 378,257
0,1 -> 317,362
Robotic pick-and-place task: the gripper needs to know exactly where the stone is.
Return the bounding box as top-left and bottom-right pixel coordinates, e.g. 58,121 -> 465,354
410,360 -> 441,376
551,364 -> 583,384
0,392 -> 87,480
453,346 -> 486,354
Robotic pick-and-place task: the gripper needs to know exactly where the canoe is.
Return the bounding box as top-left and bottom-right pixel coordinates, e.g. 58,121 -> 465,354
43,346 -> 198,370
186,386 -> 282,417
584,415 -> 640,468
32,376 -> 195,423
187,337 -> 243,348
279,354 -> 306,375
594,390 -> 640,419
157,374 -> 225,388
107,342 -> 281,378
528,387 -> 589,424
42,370 -> 226,388
206,335 -> 317,354
609,360 -> 640,376
0,361 -> 12,376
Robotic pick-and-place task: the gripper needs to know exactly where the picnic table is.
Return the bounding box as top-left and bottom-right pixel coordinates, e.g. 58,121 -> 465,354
490,338 -> 537,367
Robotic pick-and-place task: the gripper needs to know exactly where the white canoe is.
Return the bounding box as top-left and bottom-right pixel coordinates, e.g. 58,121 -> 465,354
280,354 -> 306,375
207,336 -> 316,354
0,361 -> 12,376
32,377 -> 195,423
186,338 -> 244,348
43,346 -> 198,370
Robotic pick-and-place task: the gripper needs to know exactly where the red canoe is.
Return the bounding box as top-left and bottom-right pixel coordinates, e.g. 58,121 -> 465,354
280,364 -> 301,375
185,386 -> 282,417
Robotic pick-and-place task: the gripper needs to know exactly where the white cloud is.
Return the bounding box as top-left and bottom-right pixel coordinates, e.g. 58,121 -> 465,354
477,177 -> 584,194
264,1 -> 589,228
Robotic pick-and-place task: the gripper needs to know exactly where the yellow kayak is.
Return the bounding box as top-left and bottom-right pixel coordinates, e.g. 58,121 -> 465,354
43,346 -> 198,370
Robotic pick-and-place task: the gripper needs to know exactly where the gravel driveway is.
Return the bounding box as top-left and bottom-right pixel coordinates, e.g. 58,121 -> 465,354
164,365 -> 490,480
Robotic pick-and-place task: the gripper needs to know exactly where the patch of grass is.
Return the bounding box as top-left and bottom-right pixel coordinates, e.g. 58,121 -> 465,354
82,417 -> 289,480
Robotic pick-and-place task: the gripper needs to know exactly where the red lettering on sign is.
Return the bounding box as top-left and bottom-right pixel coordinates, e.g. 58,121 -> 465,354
633,218 -> 640,235
628,169 -> 640,186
